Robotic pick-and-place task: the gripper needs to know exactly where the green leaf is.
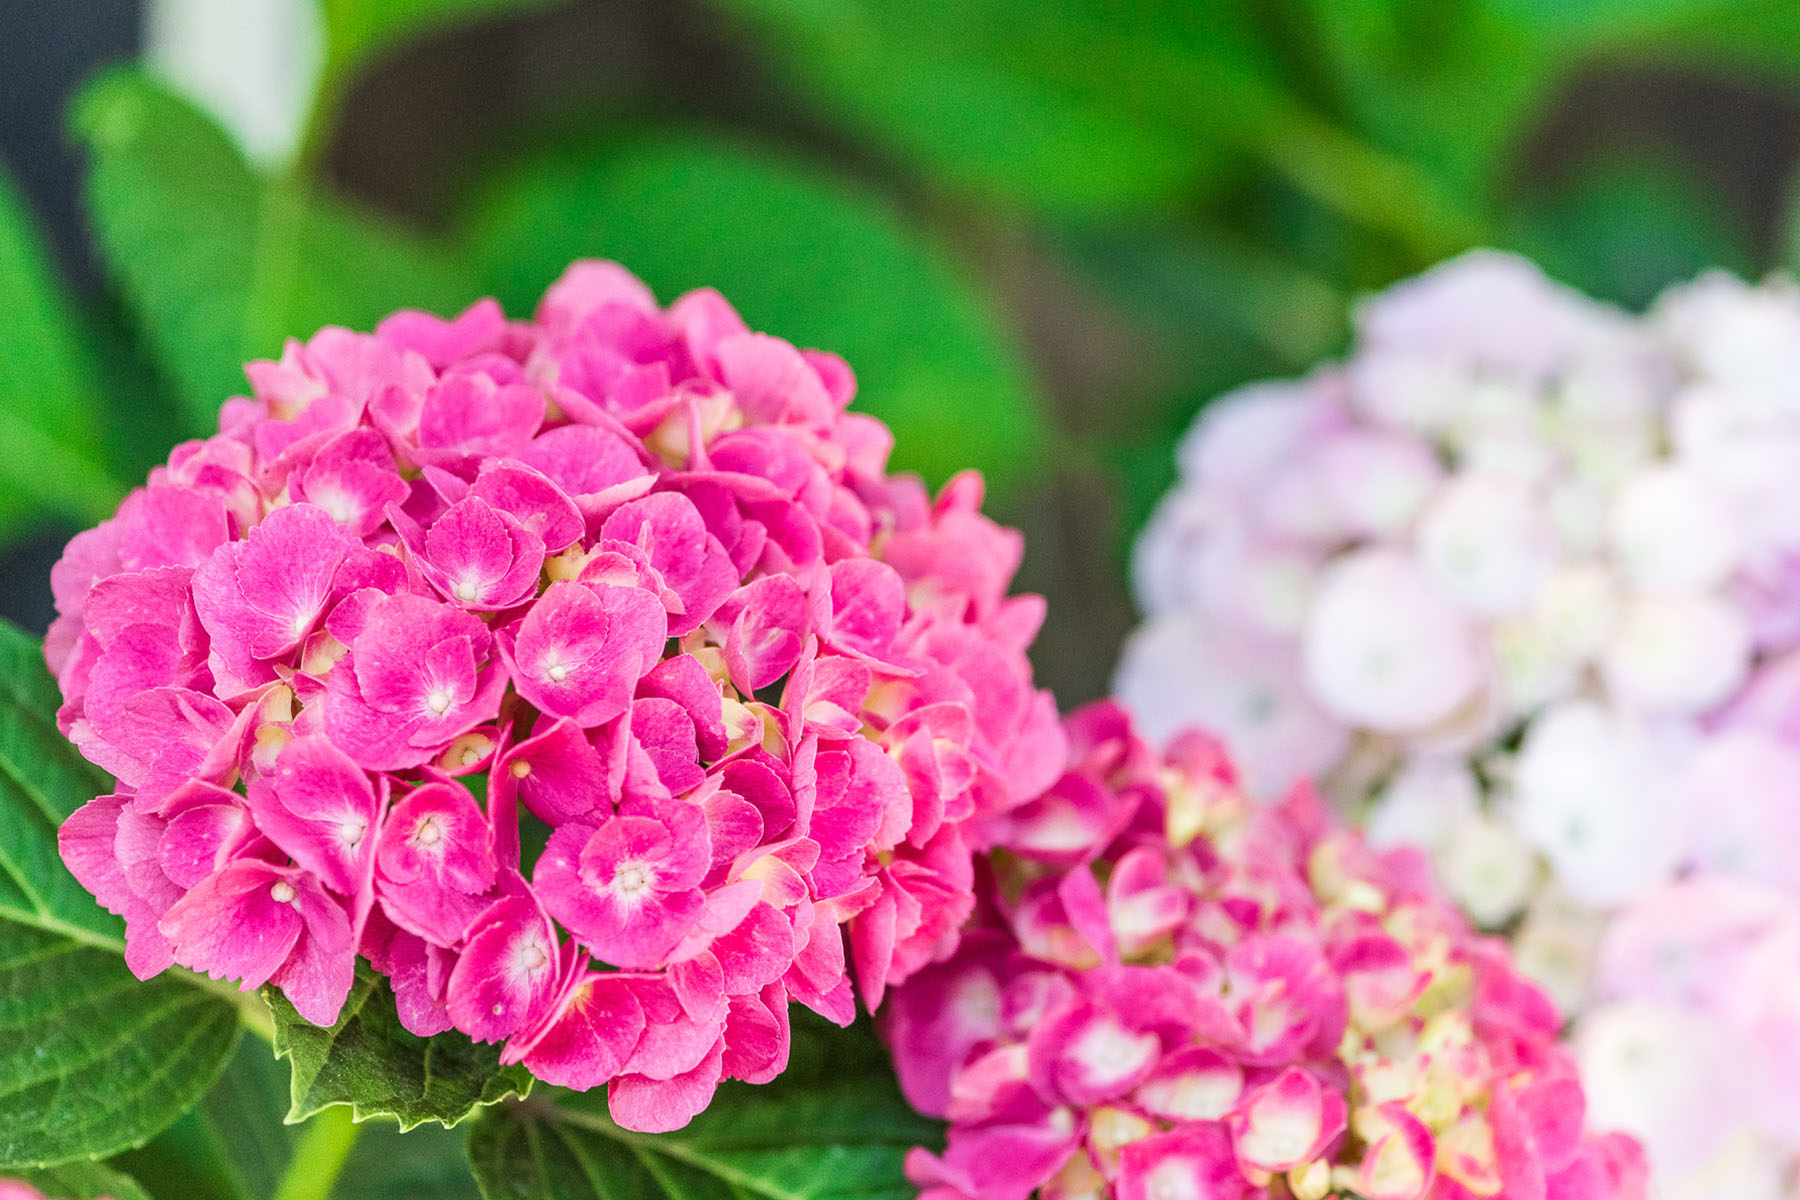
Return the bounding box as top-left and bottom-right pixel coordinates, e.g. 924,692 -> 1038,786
267,963 -> 531,1131
1509,151 -> 1757,310
335,1121 -> 484,1200
7,1160 -> 153,1200
72,69 -> 477,437
0,621 -> 121,951
0,166 -> 125,526
115,1037 -> 302,1200
121,1034 -> 483,1200
0,620 -> 242,1169
463,130 -> 1045,496
709,0 -> 1274,213
465,1014 -> 941,1200
1482,0 -> 1744,38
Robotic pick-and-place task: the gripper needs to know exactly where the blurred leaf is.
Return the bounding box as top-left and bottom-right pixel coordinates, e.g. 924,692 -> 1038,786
0,167 -> 126,526
0,620 -> 242,1168
465,1015 -> 940,1200
710,0 -> 1249,215
1481,0 -> 1745,38
1295,0 -> 1561,204
8,1161 -> 152,1200
122,1033 -> 483,1200
116,1038 -> 300,1200
337,1122 -> 484,1200
464,130 -> 1045,495
317,0 -> 560,80
1059,224 -> 1348,372
711,0 -> 1479,258
73,69 -> 476,436
1510,151 -> 1757,309
268,962 -> 532,1132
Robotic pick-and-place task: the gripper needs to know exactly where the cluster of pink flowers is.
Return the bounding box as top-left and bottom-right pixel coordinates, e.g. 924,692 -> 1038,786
48,261 -> 1065,1131
1118,254 -> 1800,1196
887,701 -> 1645,1200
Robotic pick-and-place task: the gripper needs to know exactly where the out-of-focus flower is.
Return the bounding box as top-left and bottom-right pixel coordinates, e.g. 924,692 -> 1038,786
1118,253 -> 1800,1194
889,701 -> 1646,1200
49,261 -> 1066,1130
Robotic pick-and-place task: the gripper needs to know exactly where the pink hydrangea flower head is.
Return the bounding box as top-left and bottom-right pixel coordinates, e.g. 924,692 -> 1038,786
49,260 -> 1064,1131
889,701 -> 1644,1200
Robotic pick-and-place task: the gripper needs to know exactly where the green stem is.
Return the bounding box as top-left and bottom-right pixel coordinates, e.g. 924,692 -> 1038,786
271,1105 -> 361,1200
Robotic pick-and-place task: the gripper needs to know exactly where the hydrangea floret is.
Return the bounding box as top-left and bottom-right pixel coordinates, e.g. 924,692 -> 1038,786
1118,253 -> 1800,1195
887,701 -> 1646,1200
48,261 -> 1065,1131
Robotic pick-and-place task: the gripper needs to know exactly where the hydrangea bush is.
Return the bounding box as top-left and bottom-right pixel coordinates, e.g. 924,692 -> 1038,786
46,260 -> 1065,1132
886,701 -> 1646,1200
1119,252 -> 1800,1196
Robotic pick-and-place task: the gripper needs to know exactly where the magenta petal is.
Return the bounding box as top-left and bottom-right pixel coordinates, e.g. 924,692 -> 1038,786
714,333 -> 834,425
710,575 -> 807,693
637,654 -> 727,761
620,977 -> 726,1080
721,982 -> 791,1084
159,860 -> 305,992
416,374 -> 545,461
518,973 -> 647,1090
516,425 -> 650,526
414,496 -> 546,610
446,894 -> 560,1042
192,504 -> 352,679
535,817 -> 707,968
601,494 -> 737,636
468,461 -> 584,553
501,581 -> 667,727
59,794 -> 176,978
116,485 -> 229,572
376,298 -> 507,368
498,717 -> 610,824
272,879 -> 357,1025
374,780 -> 498,945
249,735 -> 379,896
608,1036 -> 725,1133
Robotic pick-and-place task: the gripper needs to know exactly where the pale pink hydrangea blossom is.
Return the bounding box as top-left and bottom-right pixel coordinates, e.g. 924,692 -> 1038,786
50,261 -> 1065,1131
1118,253 -> 1800,1194
888,702 -> 1646,1200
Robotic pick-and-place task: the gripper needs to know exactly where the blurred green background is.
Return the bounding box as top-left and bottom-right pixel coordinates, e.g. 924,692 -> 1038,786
5,0 -> 1800,712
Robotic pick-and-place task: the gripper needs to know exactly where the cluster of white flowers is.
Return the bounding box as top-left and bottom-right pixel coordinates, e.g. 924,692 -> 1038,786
1119,251 -> 1800,1199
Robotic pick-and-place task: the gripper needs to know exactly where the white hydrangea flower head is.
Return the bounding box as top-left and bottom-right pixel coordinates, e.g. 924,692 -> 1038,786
1120,255 -> 1800,1190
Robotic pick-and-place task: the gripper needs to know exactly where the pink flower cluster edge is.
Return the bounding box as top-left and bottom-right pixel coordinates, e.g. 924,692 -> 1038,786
47,261 -> 1066,1132
887,701 -> 1647,1200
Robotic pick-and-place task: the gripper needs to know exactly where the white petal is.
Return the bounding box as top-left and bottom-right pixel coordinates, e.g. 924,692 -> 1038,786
1603,594 -> 1751,714
1576,1002 -> 1747,1176
1364,757 -> 1480,853
1440,813 -> 1539,929
1114,615 -> 1349,799
1303,550 -> 1483,731
1176,378 -> 1338,494
1512,701 -> 1688,905
1313,429 -> 1443,537
1417,474 -> 1558,617
1609,465 -> 1741,594
1678,729 -> 1800,891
